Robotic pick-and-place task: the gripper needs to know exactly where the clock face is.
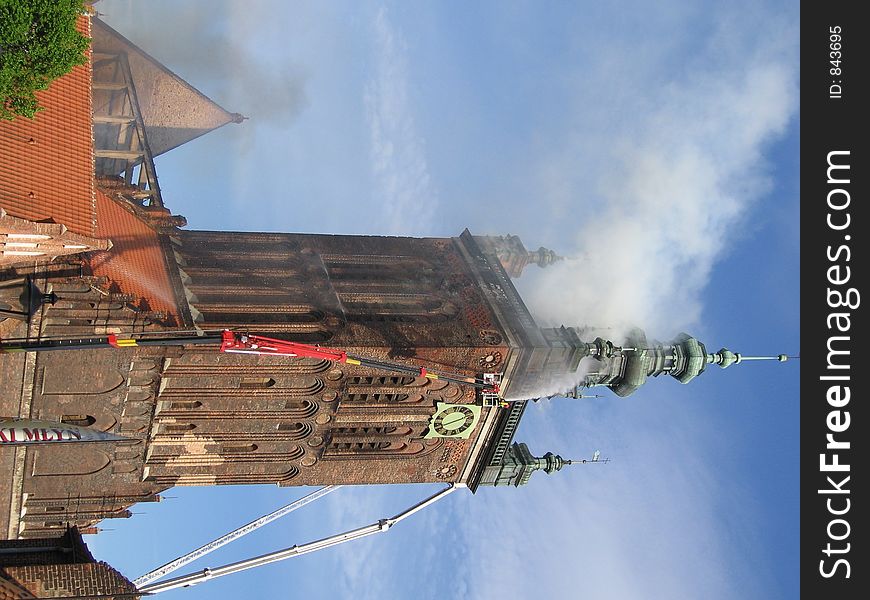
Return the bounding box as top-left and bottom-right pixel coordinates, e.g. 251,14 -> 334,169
424,403 -> 481,439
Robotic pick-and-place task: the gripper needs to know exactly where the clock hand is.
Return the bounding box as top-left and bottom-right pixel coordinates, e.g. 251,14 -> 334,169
442,413 -> 466,429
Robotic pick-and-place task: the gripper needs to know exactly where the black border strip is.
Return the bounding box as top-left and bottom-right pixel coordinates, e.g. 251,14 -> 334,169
801,3 -> 866,596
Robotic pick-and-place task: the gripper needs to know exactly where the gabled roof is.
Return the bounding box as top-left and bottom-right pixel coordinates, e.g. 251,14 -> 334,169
89,191 -> 180,324
91,18 -> 242,158
0,208 -> 111,268
0,16 -> 95,237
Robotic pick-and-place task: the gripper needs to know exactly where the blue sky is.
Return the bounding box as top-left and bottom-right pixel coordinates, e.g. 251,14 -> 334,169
88,1 -> 799,598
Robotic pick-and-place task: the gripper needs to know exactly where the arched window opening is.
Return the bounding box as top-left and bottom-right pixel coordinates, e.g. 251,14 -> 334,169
66,319 -> 95,326
61,414 -> 96,427
222,444 -> 258,453
169,401 -> 202,410
240,377 -> 276,389
328,441 -> 393,452
331,426 -> 399,435
346,376 -> 417,386
163,423 -> 196,433
285,399 -> 316,410
344,393 -> 410,403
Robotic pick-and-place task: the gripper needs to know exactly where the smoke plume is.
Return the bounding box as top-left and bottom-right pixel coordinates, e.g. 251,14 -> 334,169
513,13 -> 798,339
99,0 -> 307,127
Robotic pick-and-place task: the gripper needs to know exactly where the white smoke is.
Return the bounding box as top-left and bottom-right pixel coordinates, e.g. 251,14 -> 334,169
515,15 -> 797,339
504,356 -> 604,401
98,0 -> 308,128
365,6 -> 439,235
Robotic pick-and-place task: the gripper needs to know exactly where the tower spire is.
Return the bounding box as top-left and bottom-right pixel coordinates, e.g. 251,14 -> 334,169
708,349 -> 790,367
590,332 -> 791,396
526,245 -> 564,269
515,327 -> 793,401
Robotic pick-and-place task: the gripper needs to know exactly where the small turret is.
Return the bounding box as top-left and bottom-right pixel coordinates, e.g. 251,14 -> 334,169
477,442 -> 574,487
526,246 -> 563,269
473,234 -> 563,278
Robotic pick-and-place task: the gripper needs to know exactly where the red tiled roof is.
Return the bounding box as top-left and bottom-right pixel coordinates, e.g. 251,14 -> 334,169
89,191 -> 180,323
0,16 -> 95,237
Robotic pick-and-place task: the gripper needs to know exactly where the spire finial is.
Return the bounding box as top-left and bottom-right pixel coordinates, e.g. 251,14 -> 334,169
527,246 -> 564,268
707,347 -> 793,369
564,450 -> 609,466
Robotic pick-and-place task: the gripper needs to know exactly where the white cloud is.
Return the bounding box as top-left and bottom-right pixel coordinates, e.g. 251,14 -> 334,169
313,3 -> 799,600
444,390 -> 775,600
521,7 -> 797,339
365,6 -> 439,235
321,483 -> 450,599
87,3 -> 798,600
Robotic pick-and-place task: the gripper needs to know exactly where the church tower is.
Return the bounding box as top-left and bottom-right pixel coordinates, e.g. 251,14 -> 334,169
1,17 -> 789,538
6,218 -> 789,537
139,227 -> 619,490
6,212 -> 791,537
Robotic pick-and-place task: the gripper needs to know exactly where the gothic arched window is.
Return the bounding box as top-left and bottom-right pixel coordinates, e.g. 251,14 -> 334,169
61,414 -> 96,427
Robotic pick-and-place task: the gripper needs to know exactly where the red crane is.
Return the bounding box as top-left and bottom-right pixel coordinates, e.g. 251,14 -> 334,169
0,330 -> 503,404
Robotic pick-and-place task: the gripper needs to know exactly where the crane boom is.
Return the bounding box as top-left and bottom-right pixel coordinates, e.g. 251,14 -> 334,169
133,485 -> 340,588
137,484 -> 459,595
220,331 -> 499,394
0,330 -> 502,400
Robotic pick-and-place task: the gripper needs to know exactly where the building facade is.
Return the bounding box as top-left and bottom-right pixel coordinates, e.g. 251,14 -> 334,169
3,216 -> 580,536
1,15 -> 785,546
5,212 -> 769,539
0,527 -> 139,599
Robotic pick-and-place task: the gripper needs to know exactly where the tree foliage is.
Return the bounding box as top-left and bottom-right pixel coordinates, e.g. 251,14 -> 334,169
0,0 -> 89,120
